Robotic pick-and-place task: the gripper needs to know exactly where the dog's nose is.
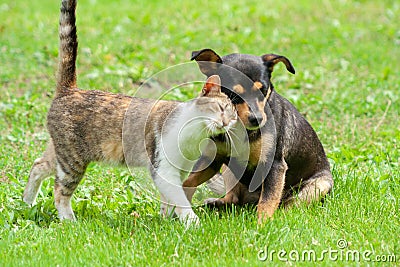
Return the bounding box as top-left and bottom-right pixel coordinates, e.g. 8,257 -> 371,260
248,115 -> 263,127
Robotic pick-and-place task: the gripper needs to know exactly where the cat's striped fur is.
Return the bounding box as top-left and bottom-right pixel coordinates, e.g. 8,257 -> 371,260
23,0 -> 237,226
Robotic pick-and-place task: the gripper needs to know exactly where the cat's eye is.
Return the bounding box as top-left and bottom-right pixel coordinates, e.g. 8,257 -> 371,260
225,102 -> 234,112
218,102 -> 224,111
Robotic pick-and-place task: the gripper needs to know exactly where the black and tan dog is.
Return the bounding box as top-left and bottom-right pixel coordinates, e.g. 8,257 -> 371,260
182,49 -> 333,223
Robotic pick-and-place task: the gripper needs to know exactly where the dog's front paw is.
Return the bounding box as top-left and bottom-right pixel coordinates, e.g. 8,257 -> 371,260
257,201 -> 276,224
257,212 -> 273,224
203,197 -> 226,208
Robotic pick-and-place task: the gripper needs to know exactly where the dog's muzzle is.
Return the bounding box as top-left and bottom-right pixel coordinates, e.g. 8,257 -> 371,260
248,115 -> 264,128
245,113 -> 266,130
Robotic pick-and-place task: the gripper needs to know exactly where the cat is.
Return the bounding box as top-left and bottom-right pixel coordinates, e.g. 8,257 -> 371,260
22,0 -> 237,226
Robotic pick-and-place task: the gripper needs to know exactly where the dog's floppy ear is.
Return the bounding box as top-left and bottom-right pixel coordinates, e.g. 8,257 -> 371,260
191,49 -> 222,76
262,54 -> 296,74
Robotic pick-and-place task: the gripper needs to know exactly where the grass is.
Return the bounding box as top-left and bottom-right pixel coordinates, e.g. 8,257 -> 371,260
1,0 -> 399,266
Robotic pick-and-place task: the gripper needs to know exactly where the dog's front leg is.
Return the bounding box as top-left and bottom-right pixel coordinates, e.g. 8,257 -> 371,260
183,156 -> 223,203
257,157 -> 288,223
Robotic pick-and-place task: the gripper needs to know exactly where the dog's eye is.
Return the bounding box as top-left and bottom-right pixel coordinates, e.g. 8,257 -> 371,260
232,96 -> 244,104
226,91 -> 244,104
259,86 -> 267,95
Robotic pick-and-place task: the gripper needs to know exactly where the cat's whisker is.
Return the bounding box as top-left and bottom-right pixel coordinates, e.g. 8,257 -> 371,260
203,124 -> 213,137
223,132 -> 231,149
186,118 -> 208,127
179,118 -> 211,138
225,131 -> 240,155
193,118 -> 208,131
205,121 -> 212,133
207,121 -> 218,135
226,128 -> 242,143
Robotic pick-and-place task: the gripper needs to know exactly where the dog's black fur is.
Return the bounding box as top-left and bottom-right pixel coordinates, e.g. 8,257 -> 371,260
183,49 -> 333,222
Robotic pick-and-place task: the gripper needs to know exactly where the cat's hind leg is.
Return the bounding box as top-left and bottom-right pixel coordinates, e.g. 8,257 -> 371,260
54,160 -> 87,221
23,141 -> 56,205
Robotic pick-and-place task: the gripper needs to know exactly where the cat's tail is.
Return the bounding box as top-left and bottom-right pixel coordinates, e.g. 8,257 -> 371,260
56,0 -> 78,96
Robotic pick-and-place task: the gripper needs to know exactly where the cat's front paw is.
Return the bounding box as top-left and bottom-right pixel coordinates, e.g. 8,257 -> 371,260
160,203 -> 177,218
181,211 -> 200,228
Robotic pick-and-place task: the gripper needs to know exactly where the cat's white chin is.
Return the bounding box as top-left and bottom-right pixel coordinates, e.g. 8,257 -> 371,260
208,125 -> 230,136
207,119 -> 237,136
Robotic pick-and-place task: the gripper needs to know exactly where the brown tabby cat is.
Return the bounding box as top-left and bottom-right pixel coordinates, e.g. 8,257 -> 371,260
23,0 -> 237,226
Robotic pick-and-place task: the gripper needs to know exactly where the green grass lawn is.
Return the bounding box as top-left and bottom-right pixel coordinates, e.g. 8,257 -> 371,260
1,0 -> 399,266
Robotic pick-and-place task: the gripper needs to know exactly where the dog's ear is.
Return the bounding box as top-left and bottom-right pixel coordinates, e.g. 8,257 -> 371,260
201,75 -> 222,96
262,54 -> 296,74
191,49 -> 222,76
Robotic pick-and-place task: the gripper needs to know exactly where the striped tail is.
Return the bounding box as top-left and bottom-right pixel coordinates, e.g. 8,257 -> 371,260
56,0 -> 78,95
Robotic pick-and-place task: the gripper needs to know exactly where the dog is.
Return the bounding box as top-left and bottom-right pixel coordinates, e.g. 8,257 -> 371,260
182,49 -> 333,223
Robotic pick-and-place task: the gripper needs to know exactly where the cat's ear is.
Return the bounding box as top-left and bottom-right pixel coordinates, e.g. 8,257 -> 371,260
201,75 -> 222,96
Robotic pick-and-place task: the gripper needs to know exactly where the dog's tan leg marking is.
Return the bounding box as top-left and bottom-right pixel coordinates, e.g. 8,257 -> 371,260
183,162 -> 222,203
204,184 -> 241,207
283,170 -> 333,207
257,158 -> 287,224
202,165 -> 237,207
203,164 -> 261,207
23,142 -> 56,205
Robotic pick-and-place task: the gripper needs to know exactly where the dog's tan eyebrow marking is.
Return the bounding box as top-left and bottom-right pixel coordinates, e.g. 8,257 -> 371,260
257,98 -> 267,112
253,81 -> 263,91
233,84 -> 245,94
